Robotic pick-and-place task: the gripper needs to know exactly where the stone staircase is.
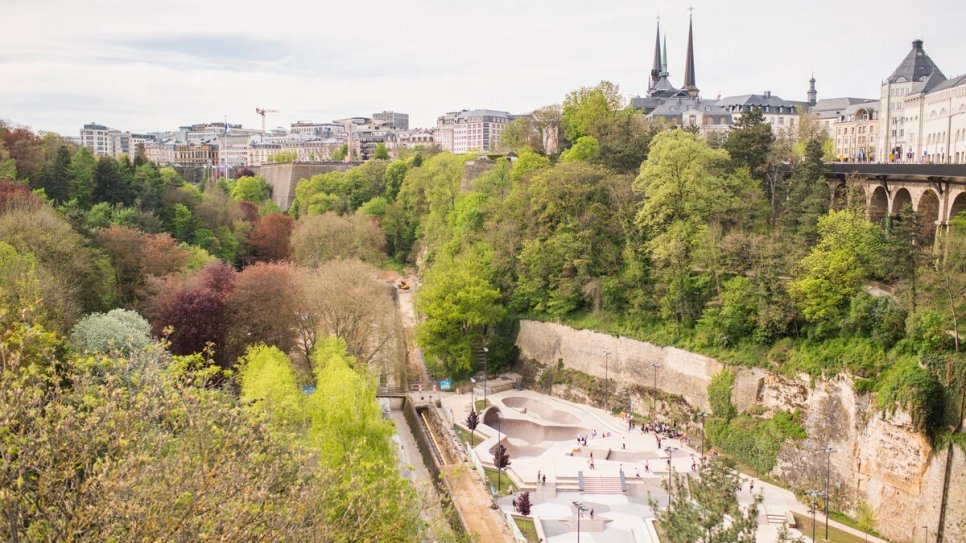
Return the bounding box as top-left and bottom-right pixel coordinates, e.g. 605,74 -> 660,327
580,472 -> 626,494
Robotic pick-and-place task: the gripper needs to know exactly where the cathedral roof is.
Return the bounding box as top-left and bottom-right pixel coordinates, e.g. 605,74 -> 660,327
888,40 -> 945,84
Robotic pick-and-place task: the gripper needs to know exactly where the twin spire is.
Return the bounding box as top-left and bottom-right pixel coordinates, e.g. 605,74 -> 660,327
647,13 -> 699,99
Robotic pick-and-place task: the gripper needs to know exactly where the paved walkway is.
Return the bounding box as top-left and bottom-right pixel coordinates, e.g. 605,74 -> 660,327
388,405 -> 456,541
441,388 -> 891,543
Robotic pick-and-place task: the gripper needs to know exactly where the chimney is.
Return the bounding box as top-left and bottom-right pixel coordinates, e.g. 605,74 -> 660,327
764,90 -> 771,98
913,39 -> 923,50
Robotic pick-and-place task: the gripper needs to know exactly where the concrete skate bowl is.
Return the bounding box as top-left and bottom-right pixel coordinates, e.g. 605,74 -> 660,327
483,408 -> 588,443
502,396 -> 581,425
488,441 -> 547,459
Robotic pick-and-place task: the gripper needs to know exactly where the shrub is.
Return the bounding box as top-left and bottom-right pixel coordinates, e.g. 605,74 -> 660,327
708,370 -> 737,420
70,309 -> 153,355
875,356 -> 944,435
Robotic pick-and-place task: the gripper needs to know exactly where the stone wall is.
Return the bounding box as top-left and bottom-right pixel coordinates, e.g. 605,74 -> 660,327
516,319 -> 964,542
254,162 -> 363,211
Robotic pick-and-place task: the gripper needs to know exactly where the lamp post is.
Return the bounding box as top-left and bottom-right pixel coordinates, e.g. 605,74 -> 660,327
664,446 -> 678,507
604,350 -> 610,412
696,412 -> 707,460
651,363 -> 661,416
806,490 -> 823,543
495,410 -> 503,492
572,501 -> 587,543
821,446 -> 835,542
482,347 -> 488,404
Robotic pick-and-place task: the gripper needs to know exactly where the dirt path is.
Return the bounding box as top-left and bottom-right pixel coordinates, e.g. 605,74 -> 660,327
442,465 -> 514,543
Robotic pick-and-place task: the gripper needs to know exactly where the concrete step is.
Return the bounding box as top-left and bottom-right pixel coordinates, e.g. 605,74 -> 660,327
581,476 -> 625,494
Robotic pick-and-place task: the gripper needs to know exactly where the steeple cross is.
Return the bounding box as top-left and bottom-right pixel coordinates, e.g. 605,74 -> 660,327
688,4 -> 695,15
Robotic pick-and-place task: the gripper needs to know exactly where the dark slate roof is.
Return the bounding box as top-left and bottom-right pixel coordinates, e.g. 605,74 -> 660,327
630,96 -> 668,113
717,93 -> 795,109
888,40 -> 945,83
649,76 -> 679,98
928,73 -> 966,93
648,97 -> 730,117
909,70 -> 948,95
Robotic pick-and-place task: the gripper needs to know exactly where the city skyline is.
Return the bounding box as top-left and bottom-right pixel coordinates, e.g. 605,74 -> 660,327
2,0 -> 964,135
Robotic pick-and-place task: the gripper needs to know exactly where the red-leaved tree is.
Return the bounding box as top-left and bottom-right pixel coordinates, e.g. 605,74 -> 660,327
246,213 -> 293,263
227,261 -> 298,359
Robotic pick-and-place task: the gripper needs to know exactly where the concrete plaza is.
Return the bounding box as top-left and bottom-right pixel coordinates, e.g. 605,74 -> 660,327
441,388 -> 817,543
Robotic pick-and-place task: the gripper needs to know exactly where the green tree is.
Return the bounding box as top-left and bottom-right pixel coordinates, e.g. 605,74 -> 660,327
781,138 -> 829,250
651,458 -> 760,543
561,81 -> 624,142
373,142 -> 390,160
559,135 -> 600,162
790,209 -> 883,324
36,145 -> 72,203
723,108 -> 775,178
331,143 -> 348,161
92,156 -> 130,205
416,251 -> 505,377
230,175 -> 271,203
68,147 -> 97,205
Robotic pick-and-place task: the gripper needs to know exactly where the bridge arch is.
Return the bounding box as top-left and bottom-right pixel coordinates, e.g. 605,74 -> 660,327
951,191 -> 966,222
831,183 -> 849,210
891,188 -> 913,215
868,186 -> 889,222
917,190 -> 941,241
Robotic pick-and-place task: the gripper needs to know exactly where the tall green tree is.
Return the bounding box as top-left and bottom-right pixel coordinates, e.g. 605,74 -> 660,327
36,146 -> 71,203
723,108 -> 775,178
561,81 -> 624,142
790,209 -> 883,324
781,139 -> 829,250
92,156 -> 130,205
415,250 -> 505,377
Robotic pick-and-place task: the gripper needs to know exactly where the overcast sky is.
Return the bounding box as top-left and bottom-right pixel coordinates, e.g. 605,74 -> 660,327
2,0 -> 963,136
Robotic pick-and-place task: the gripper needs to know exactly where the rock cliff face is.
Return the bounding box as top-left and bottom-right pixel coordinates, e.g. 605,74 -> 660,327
516,319 -> 965,542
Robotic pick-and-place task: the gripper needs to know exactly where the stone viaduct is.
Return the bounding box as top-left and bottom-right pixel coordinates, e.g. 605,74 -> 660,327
823,163 -> 966,242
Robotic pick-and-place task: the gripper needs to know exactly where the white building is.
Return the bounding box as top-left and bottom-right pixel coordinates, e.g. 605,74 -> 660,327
877,39 -> 955,162
435,109 -> 511,154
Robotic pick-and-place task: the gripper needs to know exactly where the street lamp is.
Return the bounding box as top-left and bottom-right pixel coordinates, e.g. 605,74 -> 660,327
820,446 -> 835,542
494,410 -> 503,493
604,350 -> 610,412
651,363 -> 661,416
664,446 -> 678,507
806,489 -> 824,543
696,412 -> 707,460
482,347 -> 488,404
572,501 -> 587,543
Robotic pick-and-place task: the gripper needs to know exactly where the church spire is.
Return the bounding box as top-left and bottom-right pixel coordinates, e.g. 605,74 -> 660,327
682,11 -> 699,98
650,20 -> 662,90
661,35 -> 669,77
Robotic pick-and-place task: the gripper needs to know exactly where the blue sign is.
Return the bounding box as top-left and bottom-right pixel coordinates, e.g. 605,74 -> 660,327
439,379 -> 453,391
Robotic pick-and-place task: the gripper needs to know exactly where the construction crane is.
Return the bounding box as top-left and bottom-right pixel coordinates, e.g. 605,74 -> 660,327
255,107 -> 278,132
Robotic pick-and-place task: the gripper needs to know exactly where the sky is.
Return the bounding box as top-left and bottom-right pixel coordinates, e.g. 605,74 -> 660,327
1,0 -> 964,136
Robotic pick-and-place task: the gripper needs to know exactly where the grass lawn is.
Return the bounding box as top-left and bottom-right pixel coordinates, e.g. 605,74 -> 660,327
475,399 -> 490,412
514,516 -> 539,543
792,512 -> 876,543
484,467 -> 517,495
454,426 -> 478,447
